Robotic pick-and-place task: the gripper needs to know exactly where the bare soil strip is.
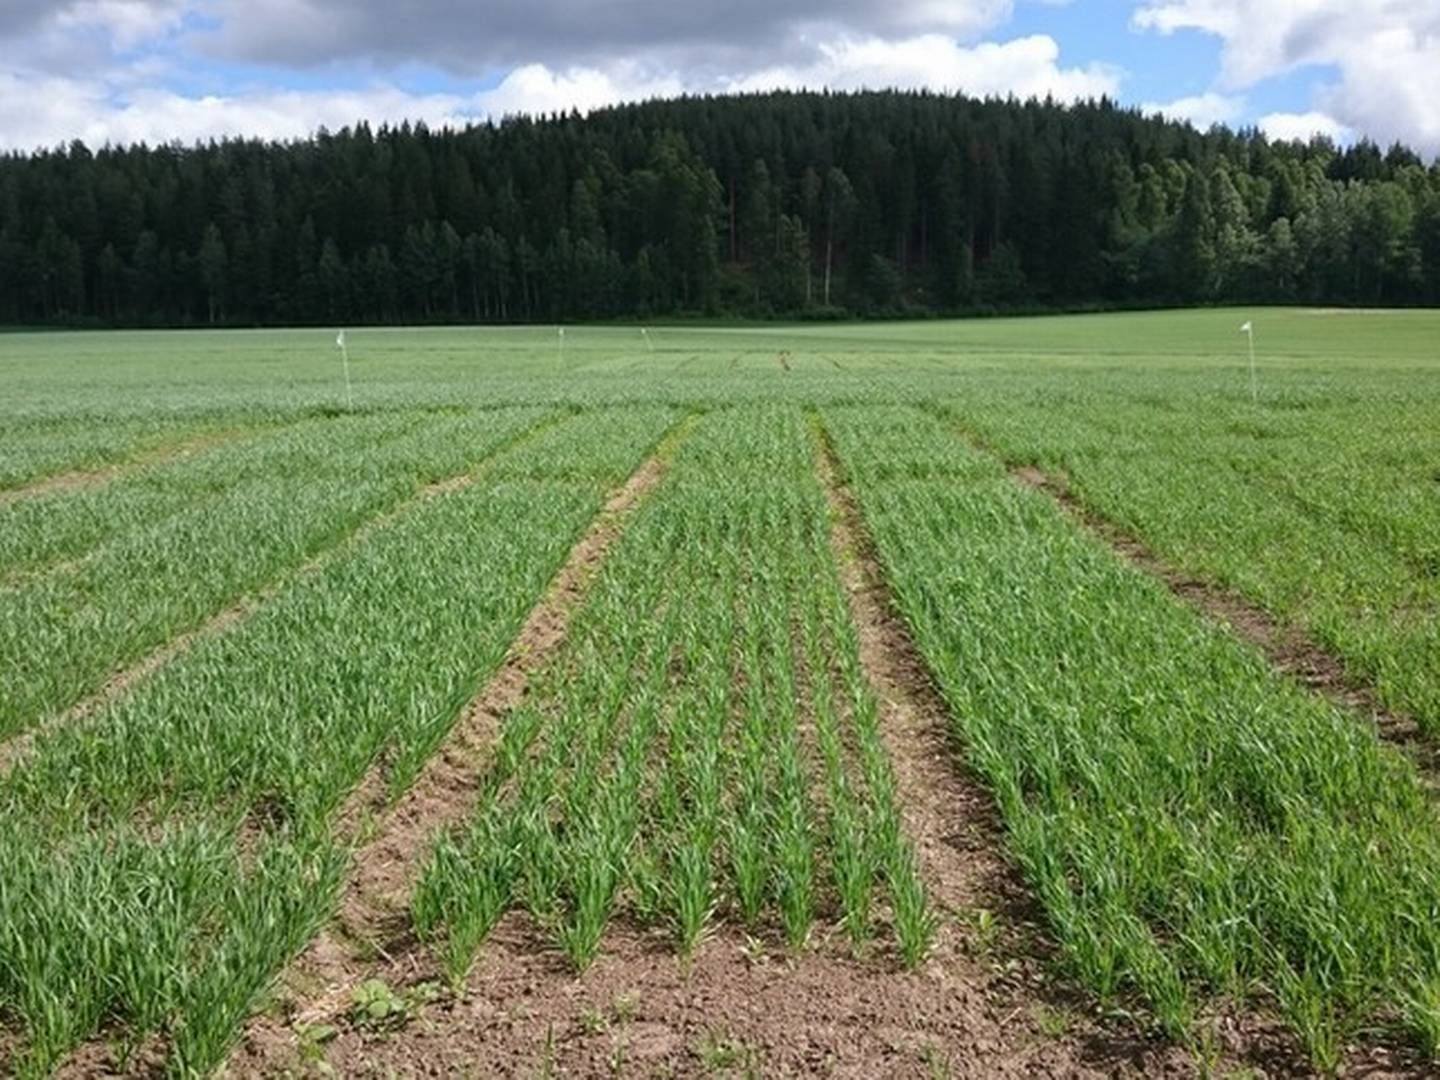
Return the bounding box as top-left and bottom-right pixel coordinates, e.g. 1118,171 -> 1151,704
814,431 -> 1021,936
261,916 -> 1193,1079
230,419 -> 691,1070
1007,463 -> 1438,779
0,427 -> 253,506
230,428 -> 1207,1079
806,429 -> 1331,1078
0,415 -> 563,779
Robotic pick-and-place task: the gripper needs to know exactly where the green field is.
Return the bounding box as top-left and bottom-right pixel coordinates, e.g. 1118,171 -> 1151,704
2,308 -> 1439,1075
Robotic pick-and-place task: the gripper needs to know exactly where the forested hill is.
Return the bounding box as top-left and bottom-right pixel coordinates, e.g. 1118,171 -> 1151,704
3,90 -> 1439,327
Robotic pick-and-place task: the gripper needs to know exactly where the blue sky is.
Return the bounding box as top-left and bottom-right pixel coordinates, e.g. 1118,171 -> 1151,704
0,1 -> 1435,155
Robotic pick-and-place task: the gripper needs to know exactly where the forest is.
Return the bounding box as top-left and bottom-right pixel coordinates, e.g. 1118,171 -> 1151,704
1,89 -> 1438,326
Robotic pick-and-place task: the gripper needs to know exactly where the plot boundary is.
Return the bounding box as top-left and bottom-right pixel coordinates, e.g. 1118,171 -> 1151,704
0,411 -> 567,777
1003,459 -> 1438,782
0,425 -> 259,505
230,413 -> 695,1063
812,417 -> 1028,954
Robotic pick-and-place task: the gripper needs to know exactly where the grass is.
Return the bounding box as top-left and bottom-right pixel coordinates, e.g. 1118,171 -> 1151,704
1,308 -> 1438,1074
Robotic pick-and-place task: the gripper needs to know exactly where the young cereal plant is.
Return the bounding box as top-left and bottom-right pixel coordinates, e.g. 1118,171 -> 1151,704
886,844 -> 936,969
671,832 -> 715,958
1402,977 -> 1440,1062
830,801 -> 874,950
773,784 -> 817,952
516,806 -> 565,925
413,817 -> 517,986
624,843 -> 666,929
557,831 -> 622,972
1274,961 -> 1344,1075
727,799 -> 768,930
729,695 -> 772,930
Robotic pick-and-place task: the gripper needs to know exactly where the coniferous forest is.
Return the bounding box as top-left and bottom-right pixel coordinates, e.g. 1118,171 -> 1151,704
2,89 -> 1439,327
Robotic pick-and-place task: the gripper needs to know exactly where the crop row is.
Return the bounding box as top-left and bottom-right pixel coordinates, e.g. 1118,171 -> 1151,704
0,406 -> 678,1076
940,390 -> 1440,730
414,406 -> 932,981
823,404 -> 1440,1068
0,411 -> 424,577
0,407 -> 556,742
0,416 -> 243,494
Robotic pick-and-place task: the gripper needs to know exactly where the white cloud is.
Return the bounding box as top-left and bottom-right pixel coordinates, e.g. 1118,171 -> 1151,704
0,0 -> 1130,149
0,65 -> 693,150
728,33 -> 1120,101
0,28 -> 1119,151
1258,109 -> 1350,143
0,75 -> 454,149
1139,90 -> 1242,128
1132,0 -> 1440,154
478,63 -> 685,120
0,72 -> 110,150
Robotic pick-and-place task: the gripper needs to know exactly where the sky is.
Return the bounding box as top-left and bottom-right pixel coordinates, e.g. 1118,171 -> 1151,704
0,1 -> 1437,156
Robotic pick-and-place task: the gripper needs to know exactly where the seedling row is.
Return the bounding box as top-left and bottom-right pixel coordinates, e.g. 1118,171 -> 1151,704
414,406 -> 933,979
0,407 -> 552,742
823,403 -> 1440,1068
0,407 -> 677,1075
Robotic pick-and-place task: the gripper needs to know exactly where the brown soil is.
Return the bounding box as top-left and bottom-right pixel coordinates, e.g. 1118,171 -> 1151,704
229,427 -> 686,1074
224,429 -> 1215,1080
1008,465 -> 1440,782
240,915 -> 1197,1079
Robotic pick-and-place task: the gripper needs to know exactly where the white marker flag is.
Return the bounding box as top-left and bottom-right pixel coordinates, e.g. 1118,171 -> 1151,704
334,330 -> 353,410
1240,320 -> 1257,403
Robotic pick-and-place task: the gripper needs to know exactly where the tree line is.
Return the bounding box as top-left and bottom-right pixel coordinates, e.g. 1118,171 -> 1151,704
2,89 -> 1438,327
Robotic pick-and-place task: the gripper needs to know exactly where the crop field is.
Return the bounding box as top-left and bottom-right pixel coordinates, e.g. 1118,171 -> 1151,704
1,308 -> 1438,1077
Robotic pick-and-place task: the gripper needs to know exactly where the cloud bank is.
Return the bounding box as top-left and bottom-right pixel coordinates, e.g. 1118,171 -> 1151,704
0,1 -> 1121,150
0,1 -> 1437,155
1134,0 -> 1440,153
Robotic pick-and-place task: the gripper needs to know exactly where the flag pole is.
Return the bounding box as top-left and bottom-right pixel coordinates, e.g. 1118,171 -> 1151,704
1245,321 -> 1257,404
336,330 -> 354,411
